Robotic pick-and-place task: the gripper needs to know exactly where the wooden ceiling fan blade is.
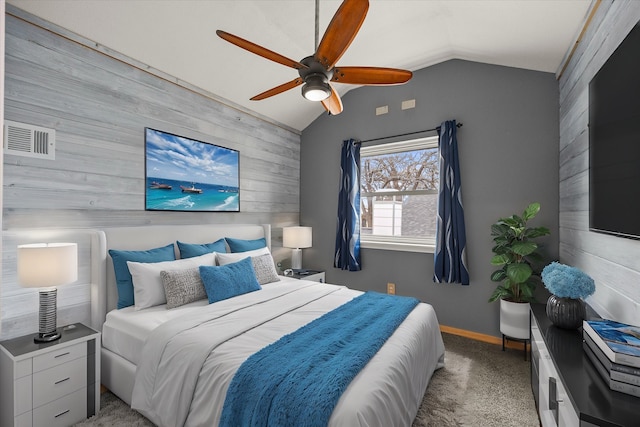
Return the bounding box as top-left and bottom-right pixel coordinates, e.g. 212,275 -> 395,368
331,66 -> 412,85
250,78 -> 303,101
314,0 -> 369,70
321,84 -> 343,115
217,30 -> 307,70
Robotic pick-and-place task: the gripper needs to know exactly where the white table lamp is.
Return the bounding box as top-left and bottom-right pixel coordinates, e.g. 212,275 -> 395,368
18,243 -> 78,343
283,226 -> 312,270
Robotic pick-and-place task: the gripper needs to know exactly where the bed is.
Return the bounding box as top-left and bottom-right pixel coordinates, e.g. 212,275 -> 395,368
91,223 -> 445,427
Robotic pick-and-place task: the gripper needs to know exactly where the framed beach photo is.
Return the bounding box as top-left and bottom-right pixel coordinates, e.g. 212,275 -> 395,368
144,128 -> 240,212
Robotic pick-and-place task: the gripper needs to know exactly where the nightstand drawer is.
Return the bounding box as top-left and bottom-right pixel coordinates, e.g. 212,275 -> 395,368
33,387 -> 86,427
33,357 -> 87,408
33,342 -> 86,373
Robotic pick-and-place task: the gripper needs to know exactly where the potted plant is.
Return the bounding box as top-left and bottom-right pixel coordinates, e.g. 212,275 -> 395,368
489,202 -> 550,340
541,262 -> 595,329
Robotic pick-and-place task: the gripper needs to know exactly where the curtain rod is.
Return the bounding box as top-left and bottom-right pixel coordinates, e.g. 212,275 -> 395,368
356,122 -> 463,145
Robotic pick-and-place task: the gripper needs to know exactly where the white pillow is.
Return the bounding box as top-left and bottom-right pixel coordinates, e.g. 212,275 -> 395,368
216,246 -> 270,265
127,252 -> 216,310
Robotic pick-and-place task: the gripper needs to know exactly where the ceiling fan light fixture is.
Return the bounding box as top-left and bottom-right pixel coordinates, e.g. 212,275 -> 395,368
302,73 -> 331,101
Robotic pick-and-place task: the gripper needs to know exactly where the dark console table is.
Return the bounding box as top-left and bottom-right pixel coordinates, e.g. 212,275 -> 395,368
530,304 -> 638,427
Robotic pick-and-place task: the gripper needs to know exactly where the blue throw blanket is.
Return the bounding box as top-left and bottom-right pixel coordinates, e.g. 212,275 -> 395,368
219,291 -> 419,427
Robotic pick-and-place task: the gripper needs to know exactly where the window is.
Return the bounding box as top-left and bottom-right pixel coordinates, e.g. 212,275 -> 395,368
360,136 -> 439,252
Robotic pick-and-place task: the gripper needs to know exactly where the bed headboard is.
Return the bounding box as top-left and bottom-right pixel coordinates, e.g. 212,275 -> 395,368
91,224 -> 271,331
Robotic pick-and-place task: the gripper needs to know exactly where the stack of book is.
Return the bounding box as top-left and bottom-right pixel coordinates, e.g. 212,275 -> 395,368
583,319 -> 640,398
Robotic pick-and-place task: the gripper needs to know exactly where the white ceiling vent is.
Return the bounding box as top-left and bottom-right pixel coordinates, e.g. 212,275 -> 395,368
4,120 -> 56,160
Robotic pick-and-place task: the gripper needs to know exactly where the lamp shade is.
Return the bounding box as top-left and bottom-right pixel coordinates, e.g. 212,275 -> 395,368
283,226 -> 312,249
18,243 -> 78,288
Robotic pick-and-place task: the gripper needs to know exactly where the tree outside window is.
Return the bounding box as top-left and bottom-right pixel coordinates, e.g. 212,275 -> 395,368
360,137 -> 439,252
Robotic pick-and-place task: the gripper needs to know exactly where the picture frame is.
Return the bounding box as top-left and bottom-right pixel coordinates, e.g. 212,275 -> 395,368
145,128 -> 240,212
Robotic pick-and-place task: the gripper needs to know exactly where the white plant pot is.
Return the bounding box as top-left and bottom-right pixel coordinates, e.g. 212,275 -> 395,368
500,299 -> 531,340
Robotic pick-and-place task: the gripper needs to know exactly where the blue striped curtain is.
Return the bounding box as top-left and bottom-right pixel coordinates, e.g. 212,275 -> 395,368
434,120 -> 470,285
334,139 -> 361,271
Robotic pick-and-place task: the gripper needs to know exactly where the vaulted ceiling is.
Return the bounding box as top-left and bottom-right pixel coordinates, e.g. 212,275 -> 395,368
8,0 -> 592,132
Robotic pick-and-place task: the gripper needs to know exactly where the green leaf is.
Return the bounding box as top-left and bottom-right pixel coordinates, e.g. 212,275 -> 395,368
501,217 -> 521,228
511,226 -> 525,238
492,234 -> 510,243
521,280 -> 538,302
491,244 -> 509,255
511,241 -> 537,256
488,286 -> 512,302
491,223 -> 511,236
490,269 -> 507,282
491,254 -> 510,266
525,226 -> 550,238
520,282 -> 535,297
518,283 -> 537,302
506,263 -> 532,284
522,202 -> 541,220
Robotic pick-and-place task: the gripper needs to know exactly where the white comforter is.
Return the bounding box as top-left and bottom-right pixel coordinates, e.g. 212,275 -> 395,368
131,280 -> 445,427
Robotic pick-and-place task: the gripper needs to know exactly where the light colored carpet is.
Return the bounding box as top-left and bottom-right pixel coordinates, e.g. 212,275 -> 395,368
76,333 -> 539,426
76,392 -> 153,427
415,333 -> 539,426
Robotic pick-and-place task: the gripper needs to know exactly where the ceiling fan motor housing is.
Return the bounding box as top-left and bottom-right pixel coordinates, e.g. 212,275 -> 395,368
300,56 -> 334,101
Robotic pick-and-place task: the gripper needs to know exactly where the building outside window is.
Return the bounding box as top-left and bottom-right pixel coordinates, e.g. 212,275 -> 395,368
360,136 -> 439,253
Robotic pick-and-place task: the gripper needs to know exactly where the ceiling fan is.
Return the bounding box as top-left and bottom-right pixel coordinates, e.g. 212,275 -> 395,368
216,0 -> 412,115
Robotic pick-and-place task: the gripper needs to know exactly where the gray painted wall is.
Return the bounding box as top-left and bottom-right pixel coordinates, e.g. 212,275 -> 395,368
300,59 -> 560,337
558,0 -> 640,326
1,8 -> 300,339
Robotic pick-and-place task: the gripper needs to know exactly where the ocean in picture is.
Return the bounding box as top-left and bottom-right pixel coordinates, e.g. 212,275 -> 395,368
146,178 -> 239,211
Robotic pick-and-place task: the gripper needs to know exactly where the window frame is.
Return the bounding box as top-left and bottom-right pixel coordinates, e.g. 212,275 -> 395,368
359,136 -> 439,253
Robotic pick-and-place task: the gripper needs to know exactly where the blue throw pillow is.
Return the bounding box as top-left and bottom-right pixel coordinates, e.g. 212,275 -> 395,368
109,243 -> 175,309
177,238 -> 227,259
225,237 -> 267,253
199,257 -> 261,303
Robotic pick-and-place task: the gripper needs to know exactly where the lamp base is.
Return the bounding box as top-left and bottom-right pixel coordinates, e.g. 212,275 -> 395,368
291,248 -> 302,270
34,331 -> 61,343
36,287 -> 60,343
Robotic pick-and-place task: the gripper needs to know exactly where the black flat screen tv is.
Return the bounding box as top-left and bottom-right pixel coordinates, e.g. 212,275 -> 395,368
589,21 -> 640,239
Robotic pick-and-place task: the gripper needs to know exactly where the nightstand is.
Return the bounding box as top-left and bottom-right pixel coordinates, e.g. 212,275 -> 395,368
285,270 -> 325,283
0,323 -> 101,427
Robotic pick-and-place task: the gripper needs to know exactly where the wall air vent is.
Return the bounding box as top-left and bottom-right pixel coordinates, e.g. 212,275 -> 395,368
4,120 -> 56,160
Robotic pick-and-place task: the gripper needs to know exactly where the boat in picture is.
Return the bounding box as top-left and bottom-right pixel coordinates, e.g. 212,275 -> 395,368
150,181 -> 172,190
180,184 -> 203,194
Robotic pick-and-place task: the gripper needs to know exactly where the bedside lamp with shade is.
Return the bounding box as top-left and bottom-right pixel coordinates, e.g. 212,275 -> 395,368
283,226 -> 312,270
17,242 -> 78,343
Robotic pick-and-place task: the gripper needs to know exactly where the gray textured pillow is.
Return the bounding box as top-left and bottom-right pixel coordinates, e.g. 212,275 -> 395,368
160,267 -> 207,309
251,254 -> 280,285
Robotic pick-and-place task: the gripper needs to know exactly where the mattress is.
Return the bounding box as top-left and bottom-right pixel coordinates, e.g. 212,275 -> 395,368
102,298 -> 209,365
102,277 -> 307,365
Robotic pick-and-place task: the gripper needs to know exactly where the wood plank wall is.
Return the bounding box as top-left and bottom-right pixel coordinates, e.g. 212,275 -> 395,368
1,7 -> 300,339
559,0 -> 640,325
